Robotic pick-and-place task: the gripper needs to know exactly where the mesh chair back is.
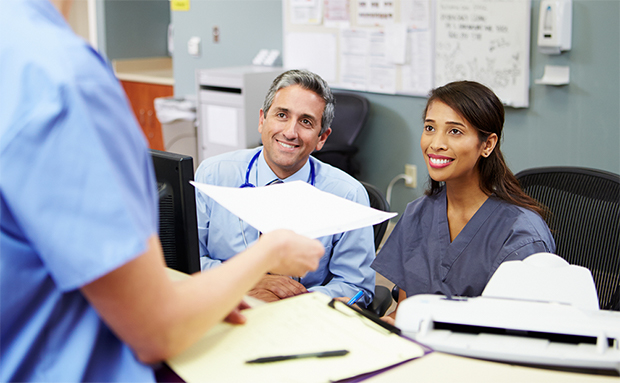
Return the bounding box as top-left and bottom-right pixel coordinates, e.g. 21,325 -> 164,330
360,181 -> 390,251
515,167 -> 620,310
313,92 -> 369,176
329,92 -> 370,146
359,181 -> 393,316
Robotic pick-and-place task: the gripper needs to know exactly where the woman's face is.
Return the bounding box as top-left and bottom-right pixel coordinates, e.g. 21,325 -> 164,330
420,101 -> 496,186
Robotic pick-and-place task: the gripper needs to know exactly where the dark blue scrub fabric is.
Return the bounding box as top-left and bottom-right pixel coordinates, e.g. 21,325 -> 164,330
372,187 -> 555,298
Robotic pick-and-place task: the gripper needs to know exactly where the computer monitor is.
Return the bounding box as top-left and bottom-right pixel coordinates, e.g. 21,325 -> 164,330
149,149 -> 201,274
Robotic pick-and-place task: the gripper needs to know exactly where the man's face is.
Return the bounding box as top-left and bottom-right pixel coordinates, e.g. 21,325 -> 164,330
258,85 -> 331,179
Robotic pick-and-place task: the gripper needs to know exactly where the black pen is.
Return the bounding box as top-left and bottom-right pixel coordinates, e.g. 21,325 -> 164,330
246,349 -> 349,364
328,298 -> 401,335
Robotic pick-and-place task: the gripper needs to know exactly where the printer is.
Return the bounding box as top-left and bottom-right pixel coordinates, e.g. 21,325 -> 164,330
395,253 -> 620,372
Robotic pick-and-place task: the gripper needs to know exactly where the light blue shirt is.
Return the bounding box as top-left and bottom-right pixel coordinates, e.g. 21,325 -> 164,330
195,147 -> 376,305
0,1 -> 157,381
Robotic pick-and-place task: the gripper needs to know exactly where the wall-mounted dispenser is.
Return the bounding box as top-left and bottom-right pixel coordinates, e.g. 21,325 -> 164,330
538,0 -> 572,54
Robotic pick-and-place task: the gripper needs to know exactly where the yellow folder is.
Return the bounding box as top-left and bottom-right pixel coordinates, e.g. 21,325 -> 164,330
167,292 -> 426,382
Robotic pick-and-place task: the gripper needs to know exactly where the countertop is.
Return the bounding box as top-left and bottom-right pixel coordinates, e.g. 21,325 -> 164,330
113,57 -> 174,86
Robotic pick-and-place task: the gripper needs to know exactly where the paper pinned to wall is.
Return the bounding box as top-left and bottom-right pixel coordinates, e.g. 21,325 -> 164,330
357,0 -> 395,26
401,29 -> 434,96
401,0 -> 432,30
191,180 -> 396,238
285,32 -> 337,83
324,0 -> 351,27
338,28 -> 397,94
290,0 -> 323,24
367,30 -> 397,94
385,23 -> 408,65
339,28 -> 369,90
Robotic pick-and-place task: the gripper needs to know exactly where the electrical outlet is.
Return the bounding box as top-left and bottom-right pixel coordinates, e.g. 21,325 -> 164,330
404,164 -> 417,188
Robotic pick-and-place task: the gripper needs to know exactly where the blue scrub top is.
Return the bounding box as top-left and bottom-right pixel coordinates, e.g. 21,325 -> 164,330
0,1 -> 158,381
372,187 -> 556,297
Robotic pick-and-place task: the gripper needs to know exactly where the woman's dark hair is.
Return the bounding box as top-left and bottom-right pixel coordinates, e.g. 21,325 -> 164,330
423,81 -> 546,219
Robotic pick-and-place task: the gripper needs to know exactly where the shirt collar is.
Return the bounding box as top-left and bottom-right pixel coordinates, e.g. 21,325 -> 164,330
256,149 -> 312,186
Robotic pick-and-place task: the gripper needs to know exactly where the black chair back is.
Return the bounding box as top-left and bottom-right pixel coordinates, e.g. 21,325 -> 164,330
360,181 -> 390,251
515,166 -> 620,310
313,92 -> 369,176
359,181 -> 393,317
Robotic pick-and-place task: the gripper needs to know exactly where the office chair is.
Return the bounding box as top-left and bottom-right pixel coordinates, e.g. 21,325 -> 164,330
313,92 -> 370,177
515,167 -> 620,311
360,181 -> 393,317
360,181 -> 390,251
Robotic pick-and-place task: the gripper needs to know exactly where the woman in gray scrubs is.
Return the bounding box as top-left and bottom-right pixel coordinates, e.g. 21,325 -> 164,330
372,81 -> 555,322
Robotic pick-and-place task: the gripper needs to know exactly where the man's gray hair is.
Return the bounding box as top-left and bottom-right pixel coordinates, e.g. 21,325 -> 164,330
262,69 -> 335,135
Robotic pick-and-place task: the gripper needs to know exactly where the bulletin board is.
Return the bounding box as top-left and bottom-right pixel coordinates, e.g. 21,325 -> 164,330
282,0 -> 531,107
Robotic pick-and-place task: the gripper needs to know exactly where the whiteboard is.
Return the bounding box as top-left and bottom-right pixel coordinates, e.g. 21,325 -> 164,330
282,0 -> 532,107
434,0 -> 531,107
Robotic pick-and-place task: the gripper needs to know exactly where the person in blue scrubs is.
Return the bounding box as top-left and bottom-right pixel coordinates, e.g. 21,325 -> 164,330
371,81 -> 555,322
0,1 -> 324,381
195,70 -> 376,306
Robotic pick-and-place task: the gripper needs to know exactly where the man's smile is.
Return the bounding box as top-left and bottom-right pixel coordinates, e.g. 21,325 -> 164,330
276,139 -> 299,150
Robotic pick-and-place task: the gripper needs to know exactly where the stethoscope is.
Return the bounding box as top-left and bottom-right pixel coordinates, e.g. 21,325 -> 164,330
239,149 -> 316,188
238,149 -> 316,250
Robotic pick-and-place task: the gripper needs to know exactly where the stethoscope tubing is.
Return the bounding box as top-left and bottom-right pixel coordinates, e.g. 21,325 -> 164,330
238,149 -> 316,252
239,149 -> 315,188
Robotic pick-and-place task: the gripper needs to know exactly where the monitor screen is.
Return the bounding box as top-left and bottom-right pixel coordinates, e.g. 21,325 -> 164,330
149,149 -> 200,274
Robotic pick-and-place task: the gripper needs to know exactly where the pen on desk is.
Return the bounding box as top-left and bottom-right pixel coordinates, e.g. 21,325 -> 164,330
328,298 -> 401,335
245,349 -> 349,364
347,290 -> 364,306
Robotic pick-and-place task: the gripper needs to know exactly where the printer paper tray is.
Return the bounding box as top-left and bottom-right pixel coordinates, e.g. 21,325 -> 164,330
395,295 -> 620,373
416,330 -> 620,372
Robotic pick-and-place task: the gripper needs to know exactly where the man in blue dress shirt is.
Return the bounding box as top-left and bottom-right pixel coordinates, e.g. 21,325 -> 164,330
195,70 -> 376,306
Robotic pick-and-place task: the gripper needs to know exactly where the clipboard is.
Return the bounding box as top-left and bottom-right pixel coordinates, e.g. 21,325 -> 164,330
166,292 -> 429,382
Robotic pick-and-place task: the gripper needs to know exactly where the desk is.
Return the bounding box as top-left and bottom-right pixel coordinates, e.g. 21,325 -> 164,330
162,270 -> 619,382
158,352 -> 619,382
365,352 -> 619,382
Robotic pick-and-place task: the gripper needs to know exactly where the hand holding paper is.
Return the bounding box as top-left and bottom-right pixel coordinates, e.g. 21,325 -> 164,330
191,180 -> 396,238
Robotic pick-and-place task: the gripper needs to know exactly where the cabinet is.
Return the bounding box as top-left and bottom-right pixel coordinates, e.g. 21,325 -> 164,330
120,80 -> 173,151
196,66 -> 284,162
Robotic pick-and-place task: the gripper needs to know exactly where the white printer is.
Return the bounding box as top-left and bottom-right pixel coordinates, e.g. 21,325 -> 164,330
395,253 -> 620,372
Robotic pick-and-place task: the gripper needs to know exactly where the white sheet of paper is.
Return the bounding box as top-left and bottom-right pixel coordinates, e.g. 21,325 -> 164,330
401,29 -> 434,96
191,180 -> 396,239
285,32 -> 337,83
385,23 -> 407,65
339,28 -> 369,90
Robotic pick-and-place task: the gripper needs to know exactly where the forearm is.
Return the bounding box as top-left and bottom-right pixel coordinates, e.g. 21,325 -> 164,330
82,232 -> 322,364
156,239 -> 286,358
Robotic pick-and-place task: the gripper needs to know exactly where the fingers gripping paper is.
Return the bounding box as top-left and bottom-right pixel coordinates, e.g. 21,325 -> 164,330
191,180 -> 396,238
